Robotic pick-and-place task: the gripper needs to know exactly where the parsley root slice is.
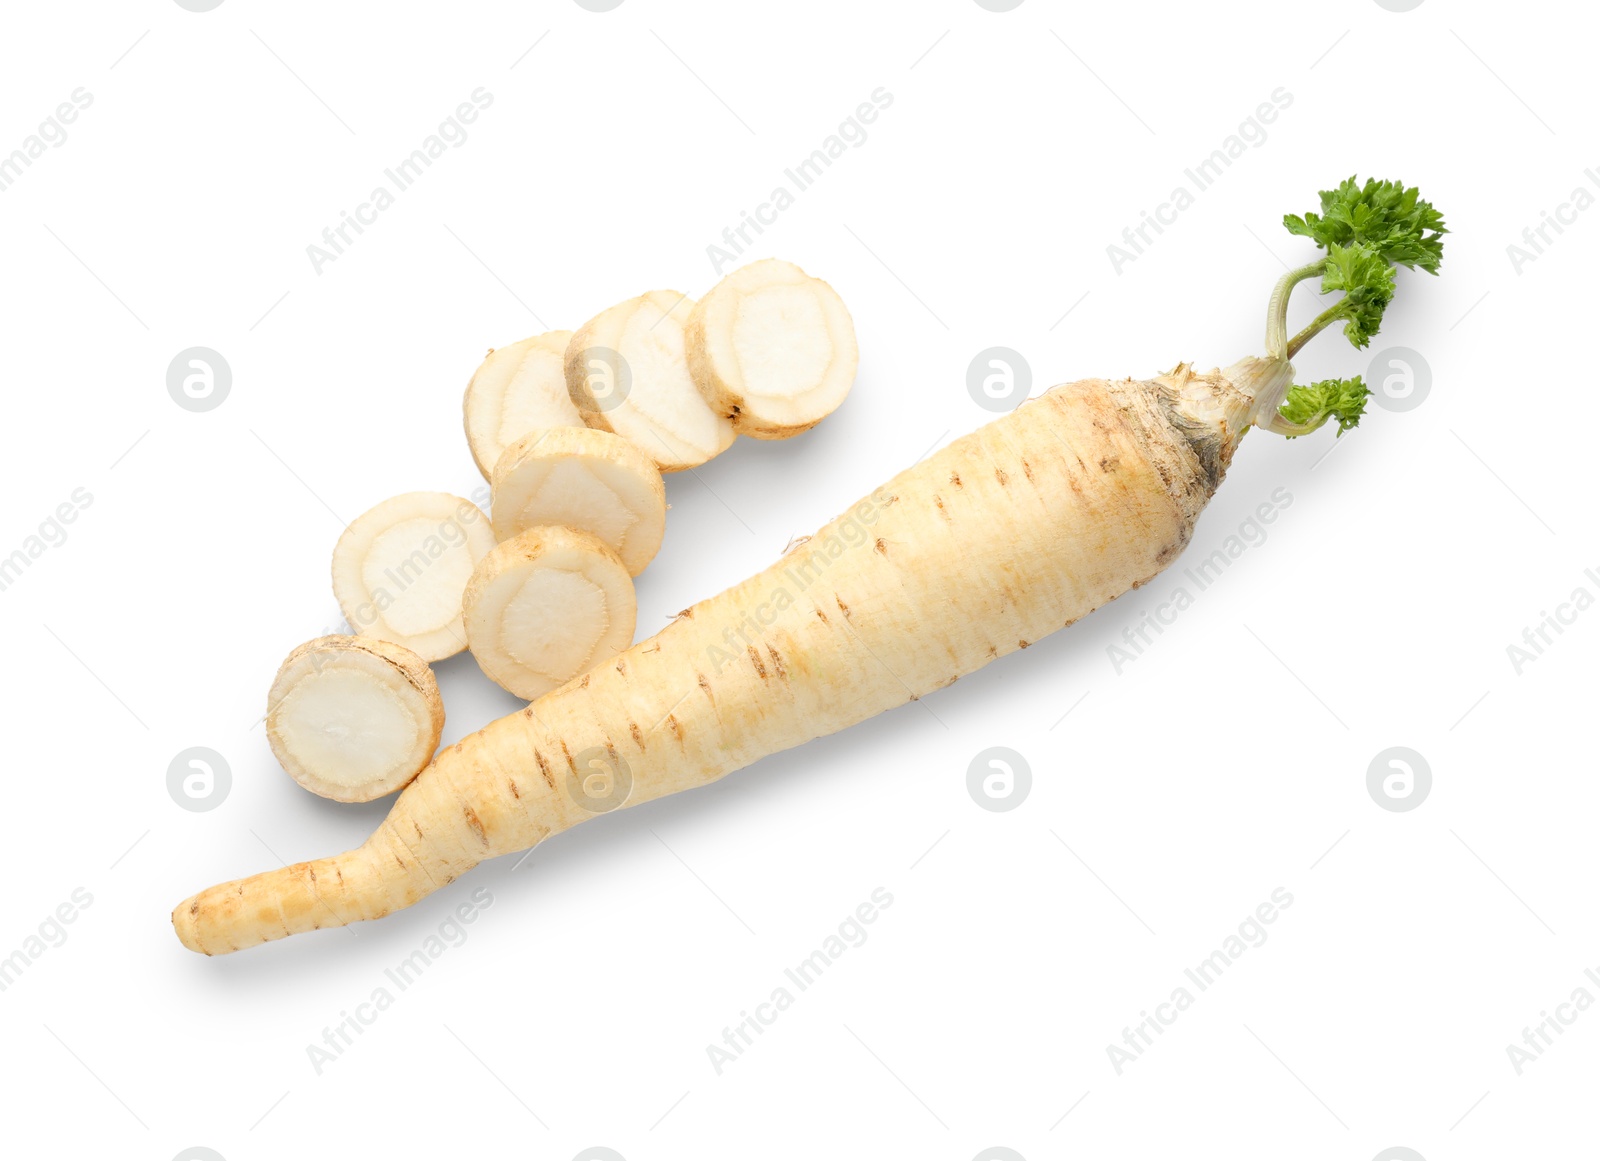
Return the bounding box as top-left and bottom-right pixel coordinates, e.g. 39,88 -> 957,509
172,177 -> 1445,954
462,330 -> 581,480
331,492 -> 496,662
686,258 -> 858,439
266,636 -> 444,803
490,427 -> 666,576
565,290 -> 735,472
463,526 -> 636,701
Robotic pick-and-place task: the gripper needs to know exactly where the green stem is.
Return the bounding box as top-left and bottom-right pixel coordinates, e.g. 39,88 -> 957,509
1286,302 -> 1345,359
1265,260 -> 1327,360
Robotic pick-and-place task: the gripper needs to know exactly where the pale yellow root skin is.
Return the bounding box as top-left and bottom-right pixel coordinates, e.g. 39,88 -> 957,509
174,374 -> 1228,954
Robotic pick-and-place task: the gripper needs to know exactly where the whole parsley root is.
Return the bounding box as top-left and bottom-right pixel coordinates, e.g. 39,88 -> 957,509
172,179 -> 1445,954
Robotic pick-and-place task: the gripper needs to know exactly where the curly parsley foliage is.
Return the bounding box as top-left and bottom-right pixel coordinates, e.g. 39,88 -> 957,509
1318,243 -> 1396,349
1266,178 -> 1445,436
1284,177 -> 1448,273
1278,377 -> 1371,437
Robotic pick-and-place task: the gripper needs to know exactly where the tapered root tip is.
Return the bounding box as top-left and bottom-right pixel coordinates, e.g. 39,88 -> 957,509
171,850 -> 386,956
171,865 -> 319,956
171,894 -> 213,955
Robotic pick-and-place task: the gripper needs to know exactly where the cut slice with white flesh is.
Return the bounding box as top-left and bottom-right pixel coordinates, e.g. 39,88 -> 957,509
332,492 -> 496,662
565,290 -> 735,472
686,258 -> 858,439
462,330 -> 580,480
463,526 -> 637,701
266,636 -> 444,803
491,426 -> 666,576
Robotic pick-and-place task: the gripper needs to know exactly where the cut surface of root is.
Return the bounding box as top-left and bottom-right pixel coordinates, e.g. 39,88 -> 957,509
266,636 -> 444,803
491,426 -> 666,576
332,492 -> 496,661
686,258 -> 857,439
463,526 -> 636,700
463,330 -> 580,479
565,290 -> 735,472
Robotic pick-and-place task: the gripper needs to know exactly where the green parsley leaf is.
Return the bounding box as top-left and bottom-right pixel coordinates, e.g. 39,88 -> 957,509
1284,176 -> 1447,273
1278,376 -> 1371,436
1319,242 -> 1396,348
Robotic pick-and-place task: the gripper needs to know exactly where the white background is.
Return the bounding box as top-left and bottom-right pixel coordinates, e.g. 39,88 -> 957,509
0,1 -> 1592,1158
